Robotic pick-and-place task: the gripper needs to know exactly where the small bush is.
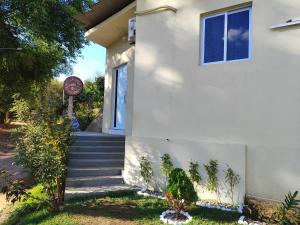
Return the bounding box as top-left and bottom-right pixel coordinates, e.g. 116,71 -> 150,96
166,168 -> 198,219
160,154 -> 173,191
75,103 -> 95,130
204,160 -> 220,202
224,165 -> 240,205
139,156 -> 153,190
188,161 -> 202,186
14,118 -> 71,212
204,160 -> 219,193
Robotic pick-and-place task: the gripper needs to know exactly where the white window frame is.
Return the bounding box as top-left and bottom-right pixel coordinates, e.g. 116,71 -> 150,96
201,7 -> 252,65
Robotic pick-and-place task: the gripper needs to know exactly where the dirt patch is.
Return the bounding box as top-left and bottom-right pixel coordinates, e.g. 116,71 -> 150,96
0,122 -> 29,187
73,215 -> 137,225
0,122 -> 29,223
67,199 -> 140,225
0,194 -> 13,224
244,197 -> 280,224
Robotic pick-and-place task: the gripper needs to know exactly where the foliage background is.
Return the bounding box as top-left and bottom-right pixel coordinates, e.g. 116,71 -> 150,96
0,0 -> 94,122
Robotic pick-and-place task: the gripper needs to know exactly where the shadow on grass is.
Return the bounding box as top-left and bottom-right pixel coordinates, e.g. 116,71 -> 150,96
3,191 -> 240,225
64,191 -> 166,221
64,191 -> 239,223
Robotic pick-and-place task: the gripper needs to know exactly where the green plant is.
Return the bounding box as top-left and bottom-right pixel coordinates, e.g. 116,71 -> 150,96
1,169 -> 28,203
204,160 -> 219,198
224,165 -> 240,205
166,168 -> 198,219
10,96 -> 31,122
15,118 -> 71,212
188,161 -> 202,186
139,156 -> 153,190
160,154 -> 173,191
277,191 -> 300,225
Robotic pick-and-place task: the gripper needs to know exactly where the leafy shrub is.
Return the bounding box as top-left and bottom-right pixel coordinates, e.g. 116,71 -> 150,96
166,168 -> 198,219
10,96 -> 31,122
188,161 -> 201,186
224,165 -> 240,205
204,160 -> 219,194
276,191 -> 300,225
74,75 -> 105,130
75,103 -> 95,130
10,81 -> 66,124
160,154 -> 173,191
14,118 -> 71,212
139,156 -> 153,190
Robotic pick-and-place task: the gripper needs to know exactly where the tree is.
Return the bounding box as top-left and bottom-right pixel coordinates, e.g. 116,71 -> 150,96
75,72 -> 105,109
224,166 -> 240,205
160,154 -> 173,191
74,73 -> 105,130
166,168 -> 198,219
0,0 -> 94,121
11,80 -> 66,122
188,161 -> 202,187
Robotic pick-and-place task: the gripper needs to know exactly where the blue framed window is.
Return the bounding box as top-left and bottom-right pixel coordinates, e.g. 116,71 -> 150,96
201,8 -> 252,64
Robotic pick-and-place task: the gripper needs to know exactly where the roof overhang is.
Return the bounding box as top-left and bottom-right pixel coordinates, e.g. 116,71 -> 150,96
75,0 -> 135,31
83,2 -> 136,47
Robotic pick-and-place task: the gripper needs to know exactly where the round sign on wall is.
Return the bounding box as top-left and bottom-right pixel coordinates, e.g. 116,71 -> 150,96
63,76 -> 83,96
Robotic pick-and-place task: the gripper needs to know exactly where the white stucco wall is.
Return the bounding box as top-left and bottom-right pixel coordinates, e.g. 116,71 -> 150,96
122,0 -> 300,202
102,38 -> 135,135
124,137 -> 246,204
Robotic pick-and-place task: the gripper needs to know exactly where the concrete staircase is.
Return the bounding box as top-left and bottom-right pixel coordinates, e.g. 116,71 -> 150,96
65,133 -> 134,199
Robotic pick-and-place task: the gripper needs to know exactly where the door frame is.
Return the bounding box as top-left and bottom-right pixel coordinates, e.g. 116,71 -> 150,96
111,64 -> 127,134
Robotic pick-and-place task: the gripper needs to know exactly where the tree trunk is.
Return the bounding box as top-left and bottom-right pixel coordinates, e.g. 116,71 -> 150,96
0,112 -> 4,124
176,209 -> 181,220
4,112 -> 9,124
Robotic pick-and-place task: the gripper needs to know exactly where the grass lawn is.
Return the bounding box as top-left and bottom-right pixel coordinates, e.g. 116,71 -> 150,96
2,186 -> 240,225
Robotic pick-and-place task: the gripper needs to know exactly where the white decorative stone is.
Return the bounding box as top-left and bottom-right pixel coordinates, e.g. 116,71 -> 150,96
196,201 -> 243,213
160,210 -> 193,224
238,216 -> 246,224
137,190 -> 166,200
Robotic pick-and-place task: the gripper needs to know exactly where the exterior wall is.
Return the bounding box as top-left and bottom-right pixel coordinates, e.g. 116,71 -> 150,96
123,0 -> 300,202
102,38 -> 135,135
124,137 -> 246,204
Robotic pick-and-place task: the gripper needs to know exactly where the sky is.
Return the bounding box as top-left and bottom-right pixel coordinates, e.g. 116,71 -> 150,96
58,42 -> 106,82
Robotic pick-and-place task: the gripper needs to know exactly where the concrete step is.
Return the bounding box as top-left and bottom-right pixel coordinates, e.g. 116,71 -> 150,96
70,146 -> 125,152
69,152 -> 124,160
72,141 -> 125,147
71,136 -> 125,142
65,184 -> 139,200
68,159 -> 124,168
67,167 -> 122,177
66,176 -> 124,187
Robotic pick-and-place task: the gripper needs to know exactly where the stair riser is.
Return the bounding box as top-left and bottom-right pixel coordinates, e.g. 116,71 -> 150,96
71,137 -> 125,142
68,160 -> 124,168
69,153 -> 124,160
70,147 -> 124,153
70,146 -> 125,152
68,169 -> 122,177
72,142 -> 125,147
66,178 -> 124,187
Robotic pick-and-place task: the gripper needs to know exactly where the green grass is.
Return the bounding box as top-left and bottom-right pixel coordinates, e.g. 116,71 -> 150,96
3,187 -> 240,225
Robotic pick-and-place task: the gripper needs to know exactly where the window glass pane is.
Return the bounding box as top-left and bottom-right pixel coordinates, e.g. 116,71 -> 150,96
227,10 -> 250,61
204,15 -> 225,63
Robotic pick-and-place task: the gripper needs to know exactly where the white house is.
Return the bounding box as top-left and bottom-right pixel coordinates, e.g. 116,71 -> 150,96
75,0 -> 300,203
